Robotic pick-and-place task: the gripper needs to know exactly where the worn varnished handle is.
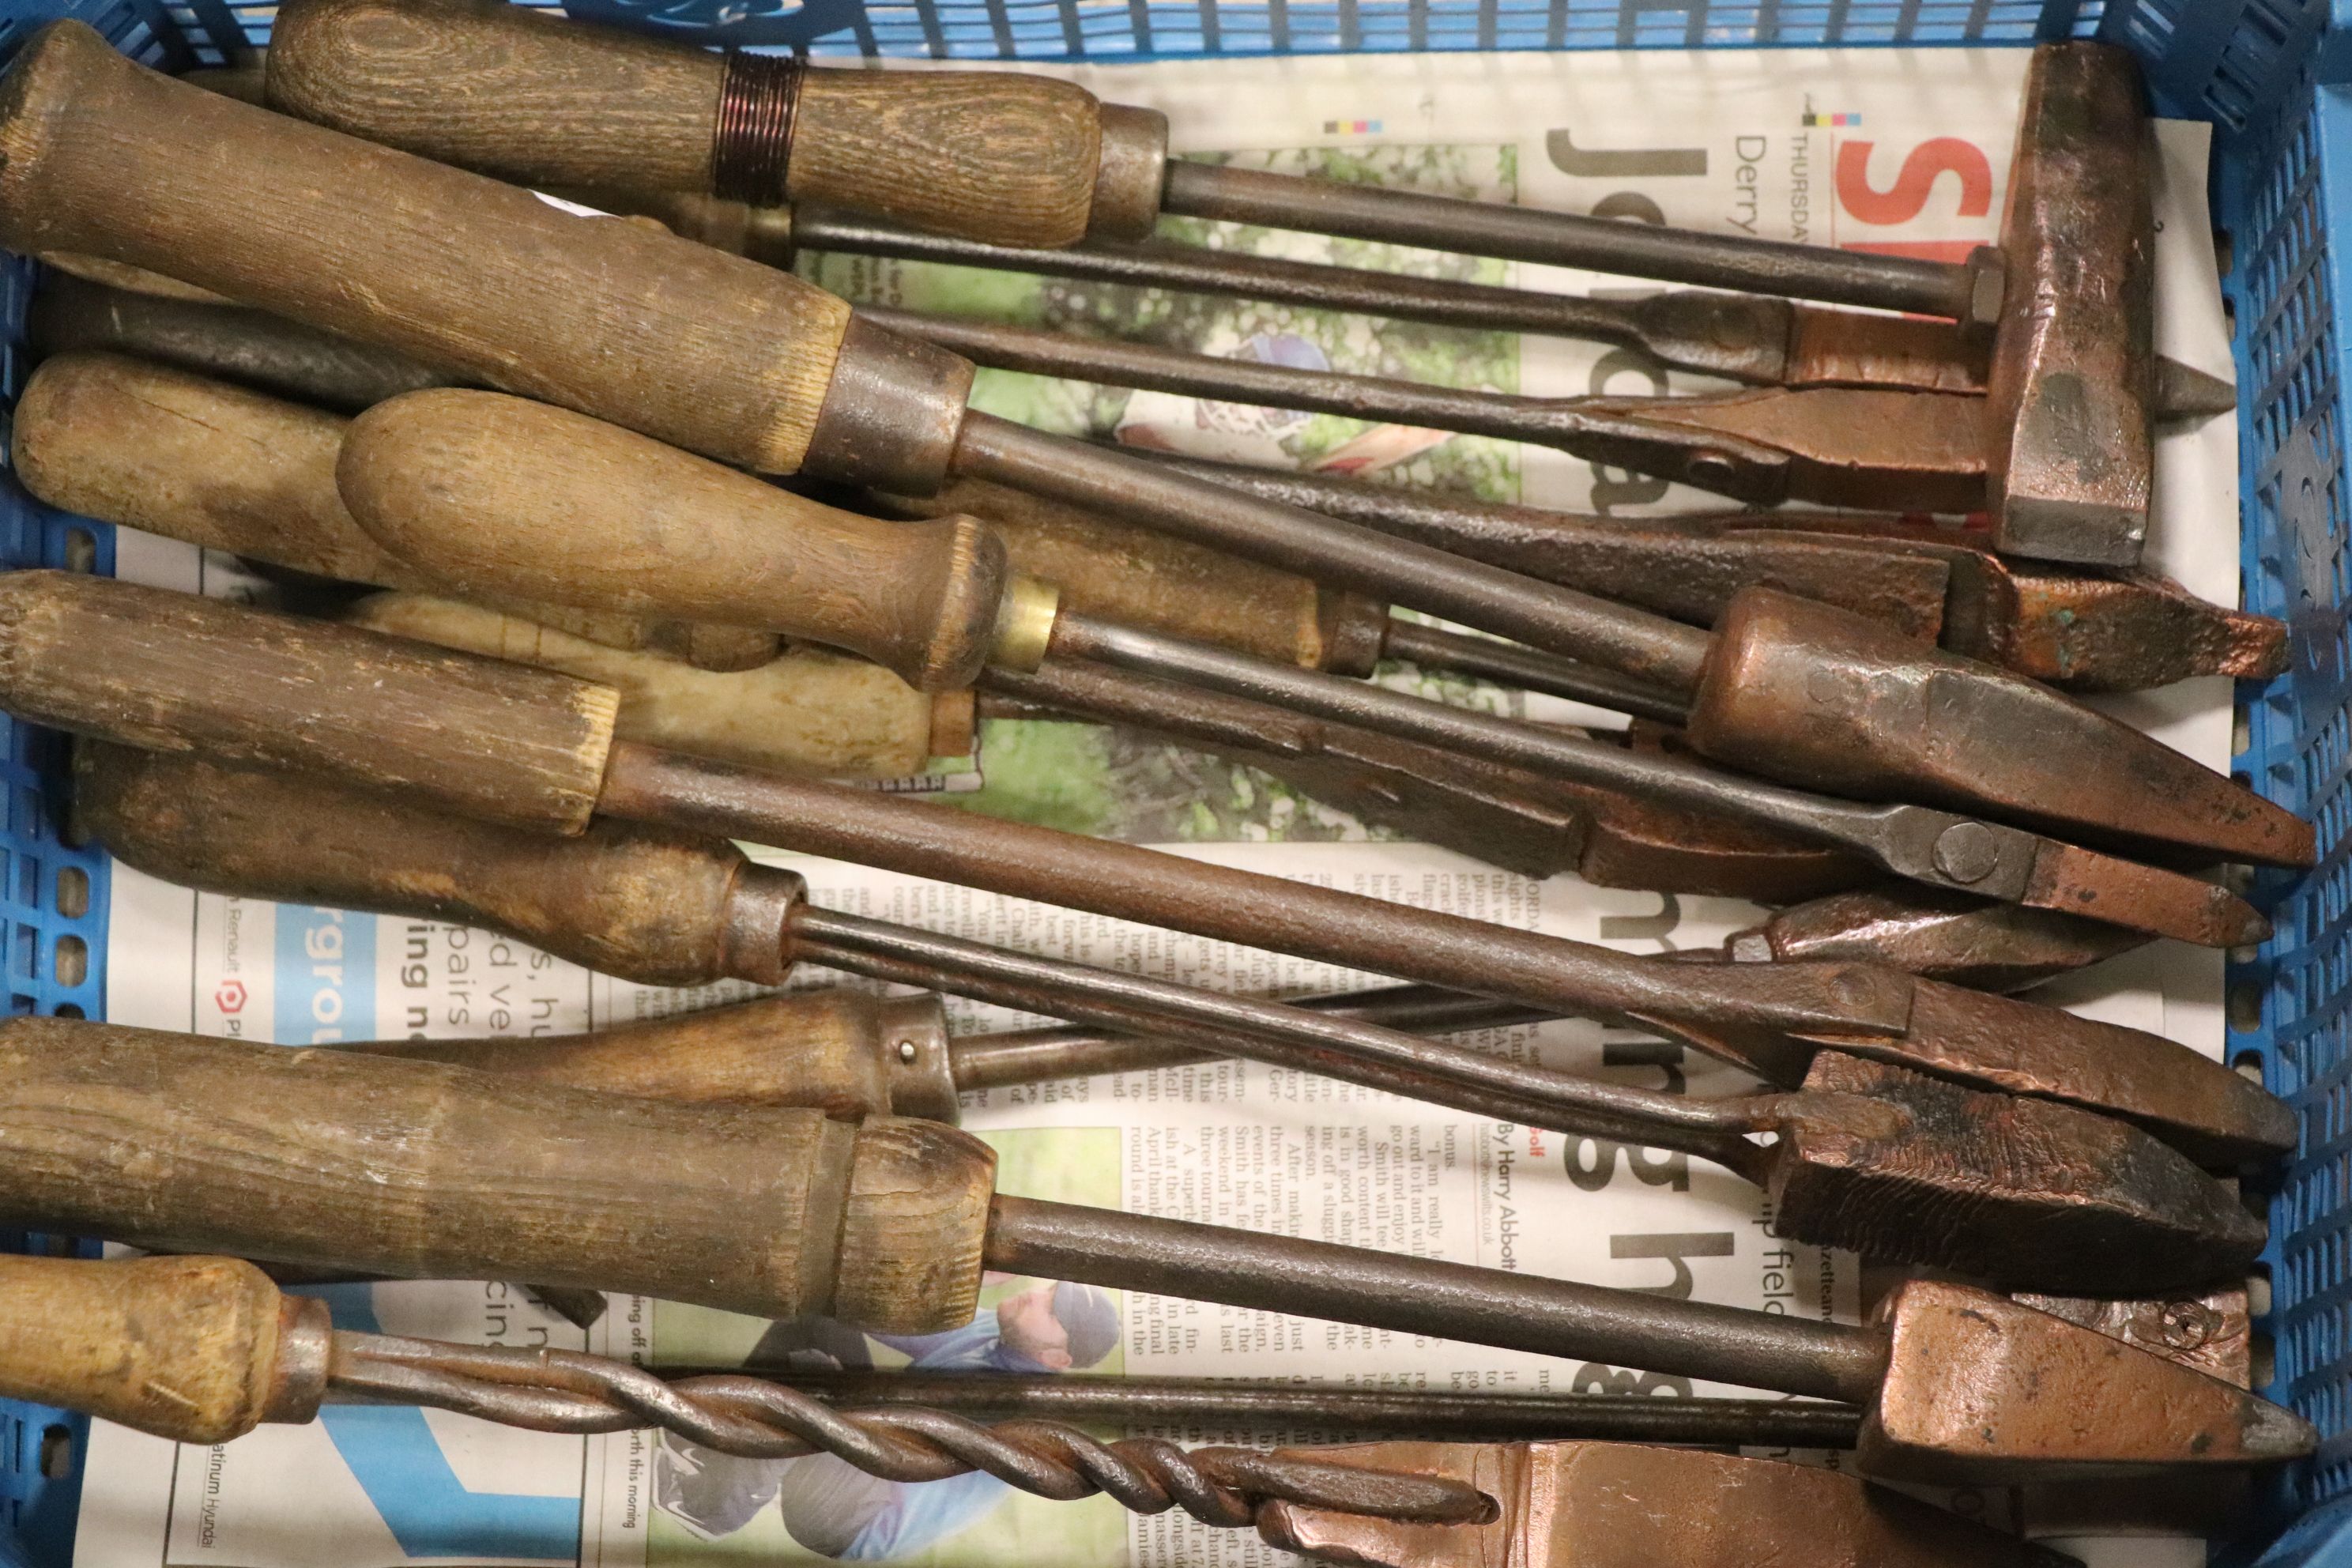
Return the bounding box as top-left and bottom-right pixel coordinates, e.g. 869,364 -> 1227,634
0,571 -> 616,834
0,1017 -> 993,1329
0,1253 -> 292,1444
348,594 -> 941,780
15,353 -> 778,673
341,390 -> 1008,690
360,991 -> 959,1121
267,0 -> 1106,248
75,741 -> 761,988
0,20 -> 852,474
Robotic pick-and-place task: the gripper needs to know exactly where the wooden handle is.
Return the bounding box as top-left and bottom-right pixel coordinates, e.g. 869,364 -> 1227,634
348,594 -> 938,779
14,352 -> 778,673
790,69 -> 1102,248
883,477 -> 1386,673
0,20 -> 851,474
267,0 -> 1106,247
0,571 -> 616,834
0,1016 -> 993,1330
359,991 -> 959,1121
75,741 -> 755,988
341,390 -> 1008,691
0,1253 -> 289,1444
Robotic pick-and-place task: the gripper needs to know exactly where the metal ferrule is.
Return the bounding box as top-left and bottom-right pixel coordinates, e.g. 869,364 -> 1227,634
1087,104 -> 1171,241
711,51 -> 805,207
722,862 -> 807,986
265,1293 -> 334,1427
877,993 -> 960,1122
989,575 -> 1061,672
803,314 -> 975,494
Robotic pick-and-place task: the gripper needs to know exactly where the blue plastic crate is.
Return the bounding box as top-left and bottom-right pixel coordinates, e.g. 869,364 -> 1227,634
0,0 -> 2344,1562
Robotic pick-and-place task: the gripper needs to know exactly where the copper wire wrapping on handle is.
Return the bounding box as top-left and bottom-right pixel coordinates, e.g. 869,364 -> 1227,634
713,51 -> 804,206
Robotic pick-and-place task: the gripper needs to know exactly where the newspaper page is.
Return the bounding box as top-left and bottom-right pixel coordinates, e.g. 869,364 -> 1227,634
76,45 -> 2234,1568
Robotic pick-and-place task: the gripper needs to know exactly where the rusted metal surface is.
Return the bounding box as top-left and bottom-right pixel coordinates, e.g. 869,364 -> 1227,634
1262,1442 -> 2078,1568
1860,1280 -> 2314,1483
882,306 -> 1988,511
1044,608 -> 2271,948
986,1194 -> 1893,1404
1985,44 -> 2157,567
325,1330 -> 1489,1525
1687,587 -> 2316,869
1375,620 -> 1690,726
703,1369 -> 1869,1449
1158,160 -> 1988,321
1713,884 -> 2147,993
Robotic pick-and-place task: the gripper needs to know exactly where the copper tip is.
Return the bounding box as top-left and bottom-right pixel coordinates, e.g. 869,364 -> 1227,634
2022,840 -> 2273,949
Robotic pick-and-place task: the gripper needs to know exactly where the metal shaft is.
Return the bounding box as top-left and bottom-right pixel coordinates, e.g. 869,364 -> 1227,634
699,1367 -> 1868,1449
986,1196 -> 1890,1405
951,413 -> 1718,693
881,306 -> 1987,513
948,982 -> 1554,1089
1378,619 -> 1691,725
797,205 -> 1807,383
325,1332 -> 1491,1526
598,741 -> 1920,1042
1159,160 -> 1983,321
793,904 -> 1770,1167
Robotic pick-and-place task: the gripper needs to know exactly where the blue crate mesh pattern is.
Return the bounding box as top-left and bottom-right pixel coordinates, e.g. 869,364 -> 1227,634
0,0 -> 2344,1562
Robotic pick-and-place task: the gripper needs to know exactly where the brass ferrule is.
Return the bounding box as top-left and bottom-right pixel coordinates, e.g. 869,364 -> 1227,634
989,575 -> 1061,673
1087,104 -> 1170,242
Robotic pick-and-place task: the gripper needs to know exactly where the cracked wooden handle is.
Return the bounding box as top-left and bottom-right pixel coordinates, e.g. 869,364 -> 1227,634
360,991 -> 961,1122
0,1016 -> 993,1330
75,741 -> 756,988
340,390 -> 1008,691
0,19 -> 851,473
0,1253 -> 289,1444
12,352 -> 778,673
266,0 -> 1106,247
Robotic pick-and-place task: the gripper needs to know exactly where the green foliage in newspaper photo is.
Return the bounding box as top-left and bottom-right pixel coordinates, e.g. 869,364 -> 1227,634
646,1129 -> 1125,1567
802,142 -> 1534,849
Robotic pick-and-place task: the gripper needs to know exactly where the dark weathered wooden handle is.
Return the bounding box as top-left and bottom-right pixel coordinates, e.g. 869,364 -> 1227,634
346,594 -> 942,781
359,991 -> 960,1121
341,390 -> 1008,690
76,741 -> 754,988
0,1253 -> 289,1444
12,351 -> 775,673
266,0 -> 1105,247
0,1017 -> 993,1330
0,571 -> 616,834
0,20 -> 851,473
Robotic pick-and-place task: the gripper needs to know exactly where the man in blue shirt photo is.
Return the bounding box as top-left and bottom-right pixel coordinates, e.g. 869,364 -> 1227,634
658,1277 -> 1121,1559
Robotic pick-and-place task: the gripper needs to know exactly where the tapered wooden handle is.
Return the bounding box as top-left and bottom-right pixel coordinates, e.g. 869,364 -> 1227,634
267,0 -> 1106,247
359,991 -> 960,1121
341,390 -> 1008,690
0,1253 -> 290,1444
0,20 -> 852,474
0,1017 -> 993,1330
348,594 -> 939,779
15,352 -> 778,673
75,741 -> 760,988
0,571 -> 616,834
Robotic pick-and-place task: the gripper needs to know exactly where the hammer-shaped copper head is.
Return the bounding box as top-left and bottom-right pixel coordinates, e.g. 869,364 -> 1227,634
1686,586 -> 2314,869
1861,1281 -> 2314,1483
1766,1052 -> 2264,1296
1984,42 -> 2156,567
1257,1440 -> 2076,1568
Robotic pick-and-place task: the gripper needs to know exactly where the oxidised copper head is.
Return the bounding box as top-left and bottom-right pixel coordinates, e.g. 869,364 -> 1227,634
1860,1281 -> 2313,1483
1723,884 -> 2146,992
1766,1052 -> 2264,1296
1258,1439 -> 2076,1568
1685,586 -> 2314,869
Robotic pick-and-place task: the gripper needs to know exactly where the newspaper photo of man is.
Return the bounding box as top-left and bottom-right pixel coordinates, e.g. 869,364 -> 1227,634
656,1276 -> 1123,1559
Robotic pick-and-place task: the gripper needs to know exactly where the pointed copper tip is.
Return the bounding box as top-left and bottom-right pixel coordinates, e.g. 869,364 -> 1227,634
2157,358 -> 2241,420
2021,839 -> 2271,949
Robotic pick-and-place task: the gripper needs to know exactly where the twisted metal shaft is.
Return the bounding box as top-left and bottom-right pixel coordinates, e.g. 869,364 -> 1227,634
327,1332 -> 1494,1529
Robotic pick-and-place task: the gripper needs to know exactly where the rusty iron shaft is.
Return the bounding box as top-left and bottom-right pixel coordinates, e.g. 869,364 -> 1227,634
324,1332 -> 1491,1527
1158,161 -> 1984,320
